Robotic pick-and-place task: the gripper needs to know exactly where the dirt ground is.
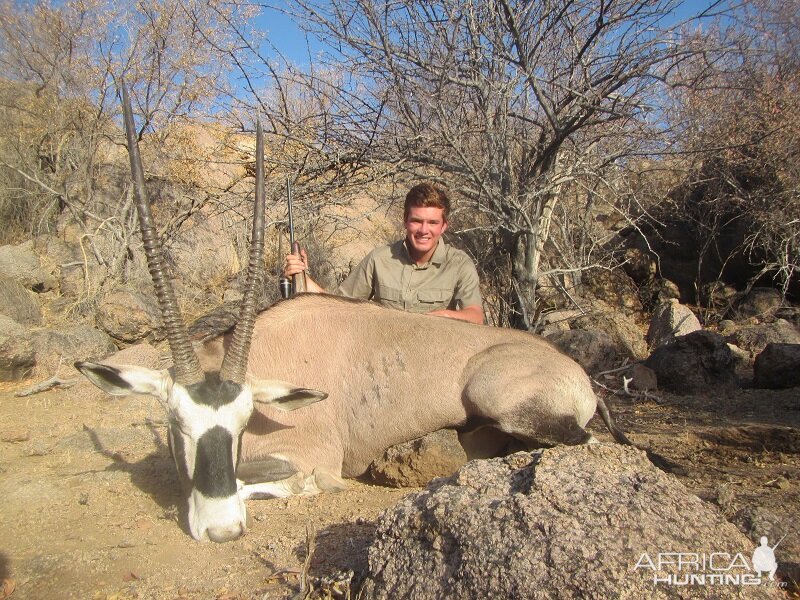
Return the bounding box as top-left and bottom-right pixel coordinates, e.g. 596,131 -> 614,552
0,372 -> 798,599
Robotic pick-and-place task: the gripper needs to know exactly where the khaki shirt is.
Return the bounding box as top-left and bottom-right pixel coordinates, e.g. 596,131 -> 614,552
336,239 -> 482,313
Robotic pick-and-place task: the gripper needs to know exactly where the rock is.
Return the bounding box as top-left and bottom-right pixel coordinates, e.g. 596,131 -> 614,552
646,299 -> 702,350
572,299 -> 648,360
621,247 -> 656,284
368,429 -> 468,488
644,330 -> 736,394
638,278 -> 682,312
361,445 -> 782,600
701,281 -> 738,310
753,343 -> 800,389
99,342 -> 164,370
583,269 -> 642,315
733,287 -> 784,319
0,240 -> 56,291
0,275 -> 42,326
96,289 -> 162,343
627,363 -> 658,392
0,315 -> 35,381
725,320 -> 800,357
545,329 -> 619,375
537,309 -> 581,337
30,325 -> 117,378
732,505 -> 799,590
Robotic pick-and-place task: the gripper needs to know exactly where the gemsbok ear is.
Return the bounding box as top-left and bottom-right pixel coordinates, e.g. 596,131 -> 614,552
74,361 -> 171,403
249,378 -> 328,411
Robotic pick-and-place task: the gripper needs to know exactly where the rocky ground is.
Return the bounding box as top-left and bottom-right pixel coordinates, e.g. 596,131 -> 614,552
0,372 -> 798,599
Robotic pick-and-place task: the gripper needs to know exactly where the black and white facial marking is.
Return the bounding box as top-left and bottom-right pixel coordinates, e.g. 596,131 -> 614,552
74,360 -> 328,541
166,374 -> 254,543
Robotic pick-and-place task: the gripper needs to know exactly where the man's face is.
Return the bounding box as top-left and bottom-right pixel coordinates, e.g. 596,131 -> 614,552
404,205 -> 448,261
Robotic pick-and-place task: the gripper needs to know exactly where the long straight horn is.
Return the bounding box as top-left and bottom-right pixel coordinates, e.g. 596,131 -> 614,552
219,117 -> 266,384
120,82 -> 204,385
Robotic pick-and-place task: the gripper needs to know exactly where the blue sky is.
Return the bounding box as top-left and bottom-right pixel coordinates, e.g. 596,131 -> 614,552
254,0 -> 726,69
255,6 -> 325,67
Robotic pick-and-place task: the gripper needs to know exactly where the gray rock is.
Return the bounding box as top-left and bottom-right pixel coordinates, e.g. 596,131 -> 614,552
622,247 -> 656,284
627,363 -> 658,392
362,445 -> 782,599
725,320 -> 800,357
583,269 -> 643,315
733,287 -> 784,319
31,325 -> 117,377
647,299 -> 702,350
644,330 -> 736,395
545,329 -> 619,375
0,275 -> 42,326
701,281 -> 738,310
537,309 -> 581,337
753,343 -> 800,389
96,289 -> 162,343
0,315 -> 35,381
0,240 -> 56,291
368,429 -> 468,488
572,299 -> 648,360
732,505 -> 799,591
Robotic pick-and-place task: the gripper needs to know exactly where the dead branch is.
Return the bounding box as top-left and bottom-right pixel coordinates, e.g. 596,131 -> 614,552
15,375 -> 78,397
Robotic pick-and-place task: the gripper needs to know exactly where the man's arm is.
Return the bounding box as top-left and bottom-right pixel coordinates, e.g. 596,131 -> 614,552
427,253 -> 484,324
428,304 -> 484,324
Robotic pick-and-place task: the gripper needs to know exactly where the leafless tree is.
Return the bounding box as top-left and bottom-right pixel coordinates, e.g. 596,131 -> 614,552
255,0 -> 728,327
0,0 -> 257,245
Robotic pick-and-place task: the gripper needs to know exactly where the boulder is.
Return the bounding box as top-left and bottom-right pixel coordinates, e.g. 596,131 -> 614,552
583,269 -> 642,315
732,505 -> 799,589
701,281 -> 738,310
646,299 -> 702,350
30,325 -> 117,377
725,320 -> 800,358
96,289 -> 162,343
644,330 -> 736,394
537,309 -> 582,337
639,278 -> 681,311
753,343 -> 800,389
732,287 -> 784,320
0,315 -> 35,381
621,247 -> 656,284
627,363 -> 658,392
361,445 -> 782,599
545,329 -> 619,375
0,240 -> 56,292
368,429 -> 468,488
0,275 -> 42,326
572,299 -> 648,360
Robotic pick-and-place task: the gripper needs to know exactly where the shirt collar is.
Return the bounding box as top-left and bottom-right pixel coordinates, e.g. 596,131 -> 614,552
402,238 -> 447,268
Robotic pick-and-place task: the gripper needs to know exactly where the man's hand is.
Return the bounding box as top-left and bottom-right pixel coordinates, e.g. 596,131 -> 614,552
283,248 -> 308,278
427,304 -> 484,325
282,249 -> 326,294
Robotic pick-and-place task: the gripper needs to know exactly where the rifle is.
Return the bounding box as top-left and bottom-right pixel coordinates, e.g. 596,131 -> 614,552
279,177 -> 307,298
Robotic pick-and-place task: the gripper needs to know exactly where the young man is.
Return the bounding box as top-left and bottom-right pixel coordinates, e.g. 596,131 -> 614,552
282,183 -> 484,324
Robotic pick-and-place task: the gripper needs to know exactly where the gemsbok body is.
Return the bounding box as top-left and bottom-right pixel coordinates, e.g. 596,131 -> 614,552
76,87 -> 633,542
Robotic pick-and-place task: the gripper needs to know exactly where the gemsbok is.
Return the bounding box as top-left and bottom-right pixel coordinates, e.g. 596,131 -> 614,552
76,87 -> 636,542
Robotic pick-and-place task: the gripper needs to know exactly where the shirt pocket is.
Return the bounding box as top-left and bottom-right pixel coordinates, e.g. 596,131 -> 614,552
417,288 -> 454,310
375,284 -> 403,309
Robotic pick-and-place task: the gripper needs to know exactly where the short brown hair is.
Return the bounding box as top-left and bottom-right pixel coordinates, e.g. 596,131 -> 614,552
404,183 -> 451,222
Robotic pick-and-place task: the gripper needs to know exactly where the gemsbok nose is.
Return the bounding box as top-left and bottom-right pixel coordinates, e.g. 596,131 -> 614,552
206,521 -> 245,543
